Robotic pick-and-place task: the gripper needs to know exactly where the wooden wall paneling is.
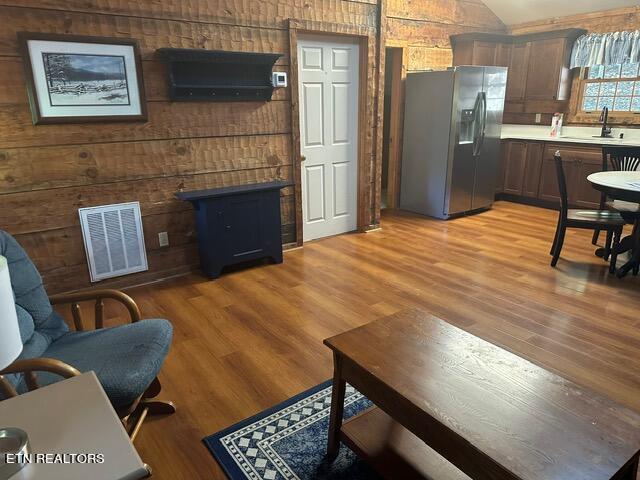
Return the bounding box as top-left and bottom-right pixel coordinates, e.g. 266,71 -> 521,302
2,172 -> 294,235
361,33 -> 377,229
509,6 -> 640,36
454,0 -> 504,30
0,0 -> 378,30
41,244 -> 201,295
0,101 -> 292,149
0,7 -> 290,61
384,46 -> 406,209
386,18 -> 474,48
406,46 -> 453,71
0,135 -> 293,194
372,0 -> 387,225
386,0 -> 503,30
287,20 -> 303,247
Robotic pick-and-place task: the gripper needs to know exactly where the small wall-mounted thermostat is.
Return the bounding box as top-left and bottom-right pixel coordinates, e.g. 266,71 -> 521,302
272,72 -> 288,88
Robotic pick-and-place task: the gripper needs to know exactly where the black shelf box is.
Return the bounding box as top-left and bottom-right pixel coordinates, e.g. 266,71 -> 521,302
157,48 -> 282,102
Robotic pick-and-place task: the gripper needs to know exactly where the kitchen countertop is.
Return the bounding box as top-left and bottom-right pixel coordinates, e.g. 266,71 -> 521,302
501,124 -> 640,146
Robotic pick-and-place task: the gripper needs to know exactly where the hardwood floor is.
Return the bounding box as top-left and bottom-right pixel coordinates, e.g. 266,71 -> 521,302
75,201 -> 640,479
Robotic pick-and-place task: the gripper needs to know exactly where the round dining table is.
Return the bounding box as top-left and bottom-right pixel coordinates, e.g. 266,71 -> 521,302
588,171 -> 640,278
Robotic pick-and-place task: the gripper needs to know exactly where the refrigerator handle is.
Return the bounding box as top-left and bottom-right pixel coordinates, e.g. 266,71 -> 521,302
479,92 -> 487,155
473,92 -> 487,157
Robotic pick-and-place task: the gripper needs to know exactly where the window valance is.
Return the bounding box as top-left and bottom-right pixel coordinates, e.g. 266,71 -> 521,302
570,31 -> 640,69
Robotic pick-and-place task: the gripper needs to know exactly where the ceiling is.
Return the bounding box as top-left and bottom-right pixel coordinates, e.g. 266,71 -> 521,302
481,0 -> 640,26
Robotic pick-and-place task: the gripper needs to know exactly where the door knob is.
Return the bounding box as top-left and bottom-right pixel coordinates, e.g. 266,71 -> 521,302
300,155 -> 306,162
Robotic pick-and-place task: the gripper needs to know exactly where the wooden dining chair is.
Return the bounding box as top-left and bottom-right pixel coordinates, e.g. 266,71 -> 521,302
550,152 -> 625,268
592,146 -> 640,246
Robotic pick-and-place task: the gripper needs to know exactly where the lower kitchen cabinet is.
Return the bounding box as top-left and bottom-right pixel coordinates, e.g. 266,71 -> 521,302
522,142 -> 544,197
501,140 -> 544,197
499,140 -> 602,209
502,140 -> 528,195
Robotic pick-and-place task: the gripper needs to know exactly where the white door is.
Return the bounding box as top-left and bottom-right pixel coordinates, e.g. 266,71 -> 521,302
298,36 -> 359,242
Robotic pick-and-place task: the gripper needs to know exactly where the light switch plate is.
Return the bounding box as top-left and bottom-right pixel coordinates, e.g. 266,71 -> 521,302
535,113 -> 542,124
158,231 -> 169,247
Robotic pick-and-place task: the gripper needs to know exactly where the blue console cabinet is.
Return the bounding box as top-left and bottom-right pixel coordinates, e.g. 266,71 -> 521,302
176,181 -> 291,279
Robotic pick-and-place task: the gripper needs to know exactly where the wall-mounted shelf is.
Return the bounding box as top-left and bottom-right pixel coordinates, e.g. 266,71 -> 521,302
157,48 -> 282,102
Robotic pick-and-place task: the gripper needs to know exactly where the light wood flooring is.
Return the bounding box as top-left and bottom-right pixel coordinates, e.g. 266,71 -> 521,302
82,201 -> 640,479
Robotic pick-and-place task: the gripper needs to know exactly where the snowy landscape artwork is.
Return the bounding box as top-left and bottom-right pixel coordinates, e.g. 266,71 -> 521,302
20,33 -> 147,124
42,53 -> 131,106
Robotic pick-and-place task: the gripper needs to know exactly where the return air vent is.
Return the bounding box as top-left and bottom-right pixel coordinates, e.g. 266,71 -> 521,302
78,202 -> 148,282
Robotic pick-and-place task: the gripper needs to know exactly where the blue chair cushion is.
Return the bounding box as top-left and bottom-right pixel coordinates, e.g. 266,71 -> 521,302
39,319 -> 173,408
0,230 -> 68,357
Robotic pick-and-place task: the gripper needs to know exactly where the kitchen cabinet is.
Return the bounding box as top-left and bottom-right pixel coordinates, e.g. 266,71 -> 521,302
472,41 -> 499,66
451,29 -> 585,111
506,42 -> 529,102
522,142 -> 544,198
499,140 -> 603,209
502,140 -> 528,195
500,140 -> 544,197
525,38 -> 571,101
494,43 -> 512,68
537,144 -> 601,208
450,34 -> 510,68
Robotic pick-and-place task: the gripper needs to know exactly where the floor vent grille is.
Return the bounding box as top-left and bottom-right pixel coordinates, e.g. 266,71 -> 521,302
78,202 -> 148,282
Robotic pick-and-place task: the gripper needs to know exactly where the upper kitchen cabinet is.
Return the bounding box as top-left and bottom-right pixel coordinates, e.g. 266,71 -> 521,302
451,33 -> 511,68
506,42 -> 530,101
451,29 -> 586,110
523,33 -> 580,102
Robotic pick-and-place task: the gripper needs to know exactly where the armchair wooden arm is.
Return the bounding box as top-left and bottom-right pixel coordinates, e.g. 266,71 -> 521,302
49,289 -> 141,331
0,358 -> 81,398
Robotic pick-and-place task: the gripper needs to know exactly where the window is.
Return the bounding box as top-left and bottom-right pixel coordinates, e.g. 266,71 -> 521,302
581,63 -> 640,113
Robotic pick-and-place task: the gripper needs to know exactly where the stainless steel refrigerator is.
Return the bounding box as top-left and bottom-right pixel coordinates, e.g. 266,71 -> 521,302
400,66 -> 507,219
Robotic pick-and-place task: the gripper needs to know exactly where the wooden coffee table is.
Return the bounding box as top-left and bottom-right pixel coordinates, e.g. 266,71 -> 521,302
324,310 -> 640,480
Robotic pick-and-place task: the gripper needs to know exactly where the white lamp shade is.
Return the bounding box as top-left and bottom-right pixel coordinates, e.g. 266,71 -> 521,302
0,255 -> 22,370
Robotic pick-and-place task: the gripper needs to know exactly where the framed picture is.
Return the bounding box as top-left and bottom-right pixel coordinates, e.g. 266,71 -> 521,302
18,32 -> 147,124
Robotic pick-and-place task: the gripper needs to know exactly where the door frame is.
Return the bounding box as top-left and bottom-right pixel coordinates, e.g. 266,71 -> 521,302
383,45 -> 407,209
288,19 -> 376,246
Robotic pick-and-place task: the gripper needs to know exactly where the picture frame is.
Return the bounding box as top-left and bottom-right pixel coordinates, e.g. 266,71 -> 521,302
18,32 -> 148,125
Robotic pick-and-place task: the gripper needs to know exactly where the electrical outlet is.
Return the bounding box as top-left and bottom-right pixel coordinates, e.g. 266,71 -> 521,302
535,113 -> 542,124
158,232 -> 169,247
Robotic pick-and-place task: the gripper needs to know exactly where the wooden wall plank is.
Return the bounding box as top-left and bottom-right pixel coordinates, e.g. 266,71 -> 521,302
454,1 -> 504,30
386,17 -> 491,47
0,100 -> 292,148
0,134 -> 292,194
0,6 -> 290,61
387,0 -> 503,30
510,6 -> 640,35
40,244 -> 201,294
0,1 -> 378,30
2,168 -> 294,235
407,46 -> 453,71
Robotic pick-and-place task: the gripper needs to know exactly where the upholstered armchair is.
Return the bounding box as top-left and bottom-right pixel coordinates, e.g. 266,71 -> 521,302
0,229 -> 175,439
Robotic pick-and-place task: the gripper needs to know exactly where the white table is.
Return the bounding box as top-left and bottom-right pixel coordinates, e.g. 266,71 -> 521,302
588,171 -> 640,277
0,372 -> 149,480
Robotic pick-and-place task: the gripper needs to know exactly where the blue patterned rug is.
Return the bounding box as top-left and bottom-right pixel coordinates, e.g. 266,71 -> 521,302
203,381 -> 380,479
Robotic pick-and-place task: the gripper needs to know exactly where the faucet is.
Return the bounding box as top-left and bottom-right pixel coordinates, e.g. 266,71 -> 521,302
599,107 -> 612,138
